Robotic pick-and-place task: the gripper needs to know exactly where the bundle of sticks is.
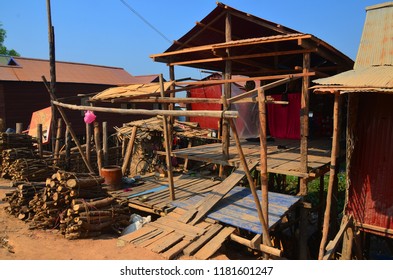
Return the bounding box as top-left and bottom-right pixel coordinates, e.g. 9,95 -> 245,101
3,182 -> 46,221
0,132 -> 36,151
1,148 -> 38,179
8,158 -> 58,182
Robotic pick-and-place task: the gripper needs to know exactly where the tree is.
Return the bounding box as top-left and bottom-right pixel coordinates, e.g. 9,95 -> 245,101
0,23 -> 20,56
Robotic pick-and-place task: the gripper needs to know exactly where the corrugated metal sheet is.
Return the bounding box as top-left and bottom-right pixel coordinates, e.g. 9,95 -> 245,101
0,56 -> 136,85
346,93 -> 393,237
355,2 -> 393,69
313,65 -> 393,87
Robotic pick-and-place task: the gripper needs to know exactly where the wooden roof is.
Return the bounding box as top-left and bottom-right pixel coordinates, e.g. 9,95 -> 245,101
151,2 -> 354,77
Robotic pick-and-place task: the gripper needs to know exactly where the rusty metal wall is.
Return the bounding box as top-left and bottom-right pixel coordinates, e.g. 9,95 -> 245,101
346,93 -> 393,237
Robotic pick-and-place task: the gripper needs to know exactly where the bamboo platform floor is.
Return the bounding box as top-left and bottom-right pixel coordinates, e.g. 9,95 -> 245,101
170,138 -> 333,178
109,173 -> 222,215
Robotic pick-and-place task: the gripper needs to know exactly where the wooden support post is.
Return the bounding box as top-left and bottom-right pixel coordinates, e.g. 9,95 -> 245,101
257,86 -> 269,244
318,92 -> 341,260
159,74 -> 175,201
37,123 -> 43,158
102,121 -> 108,166
94,121 -> 103,175
228,119 -> 272,248
299,52 -> 310,196
43,75 -> 94,173
121,123 -> 127,158
318,175 -> 325,232
121,126 -> 137,176
298,201 -> 311,259
65,126 -> 71,171
85,122 -> 91,165
183,140 -> 192,172
16,123 -> 23,134
54,118 -> 62,164
219,11 -> 232,179
341,223 -> 354,260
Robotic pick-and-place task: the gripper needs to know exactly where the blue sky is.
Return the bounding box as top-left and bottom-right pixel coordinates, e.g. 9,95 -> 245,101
0,0 -> 386,79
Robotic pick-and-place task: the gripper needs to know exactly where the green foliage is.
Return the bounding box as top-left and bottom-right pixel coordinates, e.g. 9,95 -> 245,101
0,23 -> 20,56
285,172 -> 347,214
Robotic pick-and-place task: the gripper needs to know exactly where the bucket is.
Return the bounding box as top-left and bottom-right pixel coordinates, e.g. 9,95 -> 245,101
100,165 -> 122,190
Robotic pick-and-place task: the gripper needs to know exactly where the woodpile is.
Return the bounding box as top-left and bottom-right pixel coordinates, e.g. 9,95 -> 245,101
0,132 -> 36,150
0,148 -> 37,178
3,171 -> 131,240
7,158 -> 57,182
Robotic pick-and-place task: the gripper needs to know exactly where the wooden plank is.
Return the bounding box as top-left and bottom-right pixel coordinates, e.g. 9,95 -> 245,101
183,224 -> 223,256
119,226 -> 158,243
161,239 -> 192,260
178,161 -> 258,225
137,229 -> 174,248
154,216 -> 206,236
149,232 -> 185,254
194,227 -> 236,260
132,229 -> 164,246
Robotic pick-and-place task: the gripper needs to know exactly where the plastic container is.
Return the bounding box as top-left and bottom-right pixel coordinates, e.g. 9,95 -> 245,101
100,165 -> 122,190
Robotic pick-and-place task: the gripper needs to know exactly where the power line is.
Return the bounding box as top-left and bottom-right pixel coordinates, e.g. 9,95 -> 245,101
120,0 -> 172,44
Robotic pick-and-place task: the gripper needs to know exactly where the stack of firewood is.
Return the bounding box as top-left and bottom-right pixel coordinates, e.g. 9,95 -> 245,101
8,158 -> 58,182
3,170 -> 131,239
0,132 -> 36,151
1,148 -> 38,178
3,182 -> 47,221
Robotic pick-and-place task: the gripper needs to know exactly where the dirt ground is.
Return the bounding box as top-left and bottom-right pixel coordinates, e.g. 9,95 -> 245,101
0,178 -> 231,260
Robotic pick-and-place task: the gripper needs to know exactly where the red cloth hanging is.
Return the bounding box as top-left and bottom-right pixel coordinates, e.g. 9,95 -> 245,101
267,93 -> 301,139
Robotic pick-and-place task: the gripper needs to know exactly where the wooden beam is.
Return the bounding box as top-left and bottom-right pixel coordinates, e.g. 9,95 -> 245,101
52,100 -> 239,119
121,126 -> 137,176
228,118 -> 272,248
229,234 -> 282,257
175,72 -> 315,87
43,76 -> 95,173
323,215 -> 353,260
167,49 -> 315,67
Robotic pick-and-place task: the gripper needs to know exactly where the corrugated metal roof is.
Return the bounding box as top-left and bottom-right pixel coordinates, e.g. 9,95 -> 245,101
355,2 -> 393,69
313,65 -> 393,87
0,56 -> 136,85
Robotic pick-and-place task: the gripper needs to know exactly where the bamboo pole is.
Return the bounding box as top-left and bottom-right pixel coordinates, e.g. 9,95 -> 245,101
228,118 -> 272,248
318,92 -> 341,260
52,100 -> 238,119
121,126 -> 137,175
159,74 -> 175,201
